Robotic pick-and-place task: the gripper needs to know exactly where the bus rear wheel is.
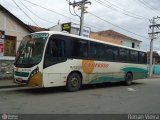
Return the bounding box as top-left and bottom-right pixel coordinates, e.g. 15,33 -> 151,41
66,72 -> 82,92
124,72 -> 133,86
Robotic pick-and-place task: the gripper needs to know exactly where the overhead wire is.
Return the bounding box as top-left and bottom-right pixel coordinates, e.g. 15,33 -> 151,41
67,0 -> 80,18
23,0 -> 79,23
140,0 -> 159,12
3,0 -> 14,8
88,12 -> 149,40
94,0 -> 148,20
138,0 -> 160,16
12,0 -> 39,27
18,0 -> 57,24
73,7 -> 81,18
13,0 -> 150,39
23,0 -> 101,30
131,0 -> 157,18
102,0 -> 149,20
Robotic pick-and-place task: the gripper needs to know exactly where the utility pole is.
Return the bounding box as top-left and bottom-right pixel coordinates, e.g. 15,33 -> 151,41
69,0 -> 91,36
79,1 -> 85,36
149,17 -> 155,78
148,16 -> 160,78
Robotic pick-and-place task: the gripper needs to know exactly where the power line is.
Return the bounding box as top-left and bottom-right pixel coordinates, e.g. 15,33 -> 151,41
23,0 -> 79,23
141,0 -> 160,13
132,0 -> 156,17
23,0 -> 101,30
138,0 -> 160,16
140,0 -> 159,12
13,0 -> 149,38
88,12 -> 149,40
67,0 -> 80,18
73,7 -> 81,18
69,0 -> 91,36
18,0 -> 57,24
97,0 -> 149,20
94,0 -> 148,20
148,16 -> 160,77
3,0 -> 14,8
12,0 -> 39,26
102,0 -> 149,20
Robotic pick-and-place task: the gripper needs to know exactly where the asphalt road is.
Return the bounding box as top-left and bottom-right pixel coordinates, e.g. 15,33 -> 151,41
0,78 -> 160,114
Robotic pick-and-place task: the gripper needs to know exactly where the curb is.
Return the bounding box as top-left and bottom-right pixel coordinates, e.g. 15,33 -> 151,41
0,85 -> 22,89
147,76 -> 160,79
0,79 -> 26,89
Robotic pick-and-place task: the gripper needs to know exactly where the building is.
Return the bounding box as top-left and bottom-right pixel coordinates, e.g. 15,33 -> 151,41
0,4 -> 142,79
0,4 -> 47,79
0,5 -> 48,59
90,30 -> 141,49
49,22 -> 91,38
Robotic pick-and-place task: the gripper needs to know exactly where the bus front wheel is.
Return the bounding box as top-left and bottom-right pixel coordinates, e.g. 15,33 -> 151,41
124,72 -> 133,86
66,72 -> 82,92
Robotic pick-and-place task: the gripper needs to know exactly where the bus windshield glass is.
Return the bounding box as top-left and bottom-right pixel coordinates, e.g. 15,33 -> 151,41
14,33 -> 49,67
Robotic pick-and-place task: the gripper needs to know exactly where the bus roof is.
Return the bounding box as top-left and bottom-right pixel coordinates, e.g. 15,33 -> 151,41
33,31 -> 146,52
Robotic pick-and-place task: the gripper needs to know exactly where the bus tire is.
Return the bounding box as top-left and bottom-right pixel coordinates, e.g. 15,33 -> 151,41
124,72 -> 133,86
66,72 -> 82,92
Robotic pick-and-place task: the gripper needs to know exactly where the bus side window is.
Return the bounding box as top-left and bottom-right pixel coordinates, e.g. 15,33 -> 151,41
119,48 -> 125,62
105,45 -> 114,61
89,42 -> 98,59
139,52 -> 147,64
44,37 -> 65,68
130,50 -> 138,63
113,47 -> 119,61
119,48 -> 130,62
71,39 -> 88,58
98,44 -> 105,60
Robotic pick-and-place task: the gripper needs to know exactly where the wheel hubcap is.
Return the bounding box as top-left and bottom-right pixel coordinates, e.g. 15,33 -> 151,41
70,77 -> 78,87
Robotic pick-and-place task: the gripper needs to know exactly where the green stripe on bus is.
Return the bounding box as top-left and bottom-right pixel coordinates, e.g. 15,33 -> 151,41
15,71 -> 29,77
121,67 -> 147,73
89,66 -> 147,84
121,67 -> 147,79
89,76 -> 124,84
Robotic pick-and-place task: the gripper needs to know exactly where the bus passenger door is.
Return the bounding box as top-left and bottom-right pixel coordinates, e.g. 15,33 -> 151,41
43,36 -> 66,87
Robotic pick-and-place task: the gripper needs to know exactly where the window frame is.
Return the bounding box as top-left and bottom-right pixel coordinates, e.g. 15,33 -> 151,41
43,34 -> 147,65
139,51 -> 147,64
43,35 -> 67,68
4,35 -> 17,56
119,48 -> 130,62
70,38 -> 89,59
130,50 -> 139,64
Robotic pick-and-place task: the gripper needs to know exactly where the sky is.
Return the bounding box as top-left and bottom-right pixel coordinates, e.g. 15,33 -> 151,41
1,0 -> 160,52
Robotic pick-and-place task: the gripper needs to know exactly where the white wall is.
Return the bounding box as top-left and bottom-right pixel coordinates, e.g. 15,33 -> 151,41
0,10 -> 30,52
49,23 -> 91,37
49,24 -> 61,31
122,39 -> 140,49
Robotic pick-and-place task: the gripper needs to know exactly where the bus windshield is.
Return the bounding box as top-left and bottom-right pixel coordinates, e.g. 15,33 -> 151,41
14,33 -> 49,67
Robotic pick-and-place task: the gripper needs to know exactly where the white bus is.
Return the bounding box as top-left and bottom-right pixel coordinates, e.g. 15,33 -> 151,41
14,31 -> 147,91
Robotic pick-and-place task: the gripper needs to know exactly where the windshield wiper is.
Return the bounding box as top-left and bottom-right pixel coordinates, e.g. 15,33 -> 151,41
15,49 -> 25,65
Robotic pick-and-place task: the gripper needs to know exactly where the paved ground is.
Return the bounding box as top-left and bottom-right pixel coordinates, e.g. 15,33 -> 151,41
0,79 -> 20,89
0,78 -> 160,114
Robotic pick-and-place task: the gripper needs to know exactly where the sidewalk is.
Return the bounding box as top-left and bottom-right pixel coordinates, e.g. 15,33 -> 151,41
0,79 -> 21,89
151,74 -> 160,78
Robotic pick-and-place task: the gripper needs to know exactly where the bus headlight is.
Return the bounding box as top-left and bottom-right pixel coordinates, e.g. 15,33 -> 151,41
30,67 -> 39,79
